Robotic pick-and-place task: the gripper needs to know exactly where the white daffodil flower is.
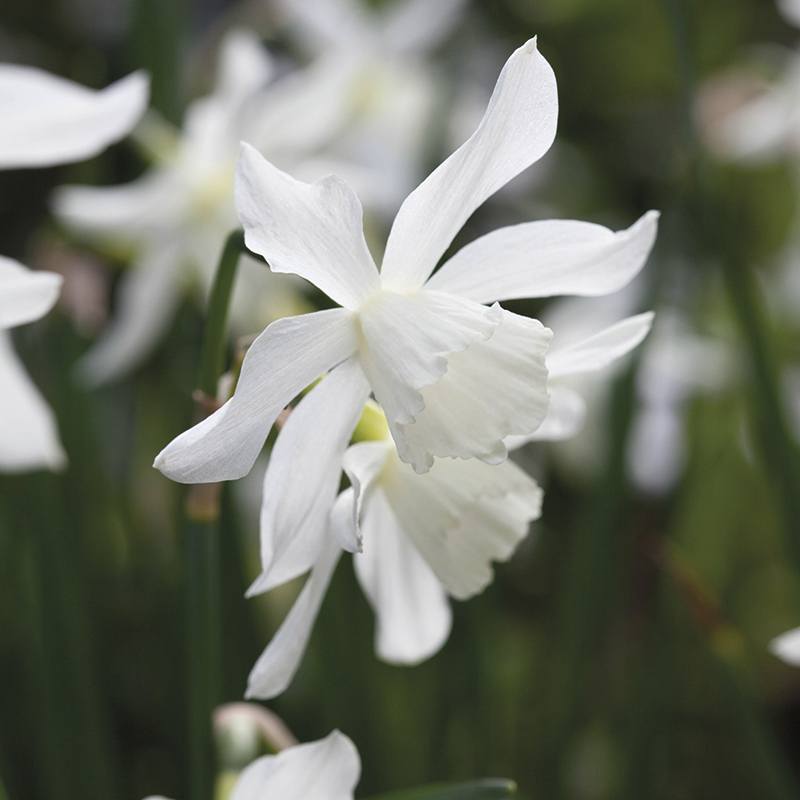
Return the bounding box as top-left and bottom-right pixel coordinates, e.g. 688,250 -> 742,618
0,64 -> 147,168
54,29 -> 358,384
0,257 -> 65,471
154,39 -> 659,487
770,626 -> 800,666
245,397 -> 543,699
273,0 -> 468,212
145,729 -> 360,800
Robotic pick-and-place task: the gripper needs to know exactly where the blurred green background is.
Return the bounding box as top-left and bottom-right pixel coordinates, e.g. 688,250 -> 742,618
3,0 -> 800,798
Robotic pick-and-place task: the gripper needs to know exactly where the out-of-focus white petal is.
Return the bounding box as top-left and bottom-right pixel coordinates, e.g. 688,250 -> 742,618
354,487 -> 452,664
231,730 -> 360,800
273,0 -> 371,53
0,67 -> 148,168
505,385 -> 586,447
154,308 -> 358,483
357,289 -> 500,433
380,39 -> 558,291
77,242 -> 182,385
0,256 -> 62,330
236,144 -> 379,308
381,0 -> 466,54
388,308 -> 551,473
0,332 -> 66,472
382,454 -> 543,600
770,627 -> 800,666
248,359 -> 369,596
548,312 -> 654,380
627,403 -> 685,494
427,211 -> 659,303
214,29 -> 274,111
246,494 -> 351,701
341,440 -> 391,553
779,0 -> 800,28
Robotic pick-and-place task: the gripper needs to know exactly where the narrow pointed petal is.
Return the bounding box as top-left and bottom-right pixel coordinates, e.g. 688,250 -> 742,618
380,38 -> 558,291
0,67 -> 148,168
231,730 -> 360,800
505,385 -> 586,447
382,454 -> 543,600
354,487 -> 452,664
0,332 -> 65,472
341,440 -> 392,553
248,358 -> 369,596
0,257 -> 61,330
154,308 -> 357,483
427,211 -> 659,303
548,312 -> 654,379
390,307 -> 551,472
236,143 -> 379,308
382,0 -> 466,54
77,243 -> 182,385
214,29 -> 274,111
245,493 -> 351,700
770,627 -> 800,666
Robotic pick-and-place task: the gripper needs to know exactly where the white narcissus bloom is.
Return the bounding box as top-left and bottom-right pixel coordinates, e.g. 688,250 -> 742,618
243,308 -> 655,699
155,39 -> 659,489
273,0 -> 468,212
0,257 -> 65,471
145,729 -> 360,800
0,65 -> 147,168
54,29 -> 358,384
770,626 -> 800,665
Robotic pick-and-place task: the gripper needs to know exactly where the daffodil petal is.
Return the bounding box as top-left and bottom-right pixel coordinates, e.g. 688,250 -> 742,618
380,38 -> 558,291
505,385 -> 586,447
231,730 -> 360,800
341,440 -> 392,553
354,487 -> 452,664
77,242 -> 183,385
780,0 -> 800,26
427,211 -> 659,302
382,0 -> 467,54
0,256 -> 61,330
213,29 -> 274,112
770,627 -> 800,666
0,332 -> 65,472
245,493 -> 350,701
548,312 -> 654,380
381,454 -> 543,600
273,0 -> 371,52
154,308 -> 358,483
248,358 -> 369,596
0,67 -> 147,168
236,143 -> 379,308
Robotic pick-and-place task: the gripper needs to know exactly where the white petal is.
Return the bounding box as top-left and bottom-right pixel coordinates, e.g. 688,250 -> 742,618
245,494 -> 350,701
154,308 -> 358,483
354,487 -> 452,664
231,730 -> 360,800
341,440 -> 392,553
770,627 -> 800,666
381,0 -> 466,54
426,211 -> 659,303
236,144 -> 379,308
0,332 -> 65,472
214,29 -> 274,111
390,307 -> 551,472
248,358 -> 369,596
357,288 -> 500,432
379,38 -> 558,291
77,242 -> 182,385
0,67 -> 147,168
779,0 -> 800,26
381,453 -> 543,600
547,312 -> 654,380
0,256 -> 61,330
273,0 -> 371,52
627,403 -> 685,495
505,385 -> 586,446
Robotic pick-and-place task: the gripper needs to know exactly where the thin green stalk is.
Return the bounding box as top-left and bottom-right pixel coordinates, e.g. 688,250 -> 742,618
185,230 -> 243,800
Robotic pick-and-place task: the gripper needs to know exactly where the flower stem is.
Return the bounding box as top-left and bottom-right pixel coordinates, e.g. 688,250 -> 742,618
185,230 -> 244,800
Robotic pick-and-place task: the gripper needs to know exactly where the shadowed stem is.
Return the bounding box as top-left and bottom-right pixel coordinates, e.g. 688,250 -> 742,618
185,230 -> 244,800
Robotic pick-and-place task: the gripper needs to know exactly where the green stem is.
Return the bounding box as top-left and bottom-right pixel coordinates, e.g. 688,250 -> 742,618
185,230 -> 243,800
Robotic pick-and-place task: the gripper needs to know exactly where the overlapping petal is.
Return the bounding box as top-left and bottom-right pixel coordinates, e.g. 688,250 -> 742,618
0,67 -> 147,168
248,358 -> 370,596
231,730 -> 360,800
236,144 -> 379,308
379,38 -> 558,291
0,256 -> 62,330
426,211 -> 659,303
154,308 -> 358,483
505,385 -> 586,447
